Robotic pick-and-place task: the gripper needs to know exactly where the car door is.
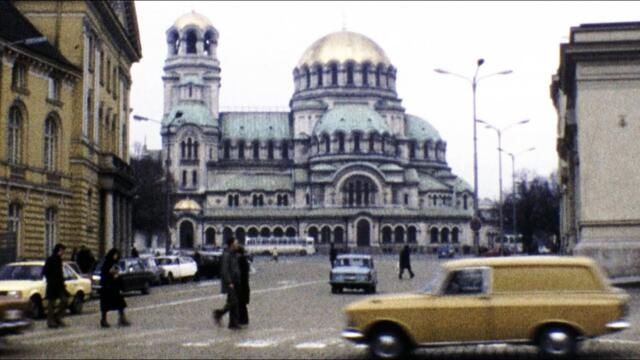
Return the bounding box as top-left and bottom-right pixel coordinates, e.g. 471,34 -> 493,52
63,264 -> 80,298
424,267 -> 492,343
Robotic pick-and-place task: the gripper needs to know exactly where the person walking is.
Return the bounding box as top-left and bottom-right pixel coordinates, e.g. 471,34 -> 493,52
237,245 -> 251,326
42,244 -> 68,329
99,248 -> 130,328
131,246 -> 139,258
329,243 -> 337,268
398,245 -> 415,279
213,237 -> 241,330
271,247 -> 279,262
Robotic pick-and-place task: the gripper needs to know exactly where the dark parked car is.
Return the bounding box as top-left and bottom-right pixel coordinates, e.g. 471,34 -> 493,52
139,256 -> 163,285
437,244 -> 456,258
92,258 -> 155,295
193,250 -> 223,280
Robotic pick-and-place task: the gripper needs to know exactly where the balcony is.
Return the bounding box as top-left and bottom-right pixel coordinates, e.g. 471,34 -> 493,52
46,172 -> 61,186
9,165 -> 25,181
99,153 -> 136,192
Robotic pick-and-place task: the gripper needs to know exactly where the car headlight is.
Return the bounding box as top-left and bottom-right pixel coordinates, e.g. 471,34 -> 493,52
3,309 -> 23,321
92,275 -> 101,282
6,290 -> 22,299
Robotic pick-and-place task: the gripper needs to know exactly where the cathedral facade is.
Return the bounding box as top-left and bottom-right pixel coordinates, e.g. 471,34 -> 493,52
161,12 -> 473,252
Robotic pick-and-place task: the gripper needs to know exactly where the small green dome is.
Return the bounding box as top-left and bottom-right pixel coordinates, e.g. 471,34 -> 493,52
313,105 -> 390,136
162,101 -> 216,127
405,114 -> 441,141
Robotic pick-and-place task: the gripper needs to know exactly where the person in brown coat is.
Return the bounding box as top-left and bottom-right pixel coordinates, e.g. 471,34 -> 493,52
237,245 -> 251,326
42,244 -> 68,328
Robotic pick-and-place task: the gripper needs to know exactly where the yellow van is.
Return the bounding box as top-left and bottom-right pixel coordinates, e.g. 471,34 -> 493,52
342,256 -> 630,359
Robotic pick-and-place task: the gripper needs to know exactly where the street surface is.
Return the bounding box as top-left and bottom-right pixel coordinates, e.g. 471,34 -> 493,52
1,255 -> 639,359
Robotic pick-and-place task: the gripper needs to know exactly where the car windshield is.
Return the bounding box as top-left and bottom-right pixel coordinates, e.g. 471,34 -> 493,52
156,258 -> 172,265
336,258 -> 370,268
422,265 -> 446,294
0,265 -> 43,281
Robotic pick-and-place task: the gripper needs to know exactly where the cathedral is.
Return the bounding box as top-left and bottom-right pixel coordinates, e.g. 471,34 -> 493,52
161,11 -> 473,252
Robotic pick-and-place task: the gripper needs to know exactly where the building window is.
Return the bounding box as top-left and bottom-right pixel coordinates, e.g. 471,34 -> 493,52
99,50 -> 104,86
88,34 -> 95,72
192,170 -> 197,187
424,141 -> 430,159
346,62 -> 354,85
369,134 -> 375,152
409,141 -> 416,159
44,207 -> 57,256
316,65 -> 323,87
252,141 -> 260,160
204,31 -> 215,56
281,140 -> 289,159
8,203 -> 21,242
182,170 -> 187,186
362,63 -> 370,86
323,135 -> 330,153
11,63 -> 27,90
376,66 -> 382,87
305,194 -> 310,205
227,194 -> 239,208
267,141 -> 274,159
404,193 -> 409,205
305,67 -> 311,89
106,58 -> 111,92
330,63 -> 338,86
337,133 -> 345,153
48,76 -> 60,102
44,115 -> 58,172
186,30 -> 197,54
463,195 -> 468,210
353,133 -> 361,152
238,140 -> 245,159
228,194 -> 233,207
7,106 -> 22,164
223,140 -> 230,159
283,194 -> 288,206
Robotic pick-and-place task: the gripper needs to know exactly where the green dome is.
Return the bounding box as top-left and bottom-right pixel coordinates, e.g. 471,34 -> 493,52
313,105 -> 390,136
162,101 -> 216,127
405,114 -> 441,141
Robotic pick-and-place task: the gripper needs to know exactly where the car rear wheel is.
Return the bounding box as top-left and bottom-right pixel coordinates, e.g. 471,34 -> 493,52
141,281 -> 150,295
70,293 -> 84,315
166,272 -> 174,284
537,326 -> 577,358
369,326 -> 411,359
331,285 -> 342,294
29,295 -> 44,319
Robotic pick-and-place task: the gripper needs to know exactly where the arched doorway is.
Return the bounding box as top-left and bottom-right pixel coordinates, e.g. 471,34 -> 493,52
430,228 -> 439,243
205,228 -> 216,246
179,221 -> 194,249
235,228 -> 246,244
452,227 -> 460,243
394,226 -> 405,244
334,227 -> 344,244
260,227 -> 271,238
321,226 -> 331,244
308,227 -> 319,244
408,226 -> 417,244
223,227 -> 233,245
248,227 -> 259,238
356,219 -> 370,247
382,227 -> 392,244
285,227 -> 297,237
441,228 -> 450,243
273,227 -> 284,237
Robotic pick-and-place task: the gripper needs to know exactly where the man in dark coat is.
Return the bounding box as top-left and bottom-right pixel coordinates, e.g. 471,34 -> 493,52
76,245 -> 96,274
213,237 -> 241,329
398,245 -> 415,279
42,243 -> 68,328
237,245 -> 251,326
99,248 -> 130,328
329,243 -> 338,268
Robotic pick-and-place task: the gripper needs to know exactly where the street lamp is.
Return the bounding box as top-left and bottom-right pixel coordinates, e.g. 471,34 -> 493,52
133,114 -> 172,255
476,118 -> 529,255
434,60 -> 512,255
504,146 -> 535,253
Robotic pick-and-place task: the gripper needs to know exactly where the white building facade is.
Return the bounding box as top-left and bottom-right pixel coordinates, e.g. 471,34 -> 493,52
161,12 -> 474,252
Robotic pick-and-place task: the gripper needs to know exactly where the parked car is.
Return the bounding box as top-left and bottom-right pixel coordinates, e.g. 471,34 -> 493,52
342,256 -> 630,359
155,255 -> 197,283
92,258 -> 155,295
193,250 -> 222,280
0,261 -> 91,319
139,256 -> 163,285
0,297 -> 31,336
330,254 -> 377,294
437,244 -> 456,258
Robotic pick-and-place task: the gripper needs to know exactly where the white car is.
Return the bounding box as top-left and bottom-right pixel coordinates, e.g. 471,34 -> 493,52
155,256 -> 197,283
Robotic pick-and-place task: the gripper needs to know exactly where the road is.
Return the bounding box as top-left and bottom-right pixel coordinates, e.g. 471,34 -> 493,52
1,255 -> 639,359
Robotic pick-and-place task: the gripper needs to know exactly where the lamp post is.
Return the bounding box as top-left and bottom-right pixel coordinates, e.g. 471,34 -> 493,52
476,119 -> 529,255
434,60 -> 512,255
133,114 -> 172,255
504,147 -> 535,253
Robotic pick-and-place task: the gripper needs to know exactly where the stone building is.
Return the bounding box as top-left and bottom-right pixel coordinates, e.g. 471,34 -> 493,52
162,12 -> 473,252
0,0 -> 141,263
552,21 -> 640,278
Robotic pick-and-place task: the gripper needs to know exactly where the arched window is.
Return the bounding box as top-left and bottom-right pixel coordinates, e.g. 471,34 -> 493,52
234,194 -> 239,207
321,226 -> 331,244
323,134 -> 330,153
182,170 -> 187,187
424,141 -> 430,159
346,62 -> 355,85
376,65 -> 383,87
180,141 -> 186,159
8,203 -> 21,245
330,63 -> 338,86
463,195 -> 468,210
353,132 -> 361,152
167,30 -> 179,55
186,138 -> 193,158
223,140 -> 230,159
441,228 -> 450,243
192,170 -> 197,187
186,30 -> 197,54
362,63 -> 370,86
452,227 -> 460,243
44,207 -> 57,256
382,227 -> 392,244
248,227 -> 259,238
286,227 -> 297,237
342,176 -> 377,207
193,141 -> 199,159
228,194 -> 234,207
430,228 -> 439,243
409,141 -> 416,159
394,226 -> 405,243
7,106 -> 22,164
282,194 -> 289,206
304,67 -> 311,89
237,140 -> 245,159
44,115 -> 58,172
252,141 -> 260,160
260,227 -> 271,237
204,31 -> 215,56
272,227 -> 283,237
315,65 -> 323,87
308,227 -> 319,243
267,140 -> 274,159
12,63 -> 27,90
337,133 -> 345,153
408,226 -> 417,243
281,140 -> 289,159
334,227 -> 344,243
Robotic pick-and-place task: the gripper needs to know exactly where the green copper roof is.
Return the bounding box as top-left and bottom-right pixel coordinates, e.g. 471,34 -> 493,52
313,105 -> 390,135
220,112 -> 290,140
446,177 -> 473,193
405,114 -> 441,141
204,206 -> 472,219
311,164 -> 337,172
162,101 -> 216,126
418,174 -> 450,191
180,74 -> 204,85
379,163 -> 403,171
208,174 -> 292,192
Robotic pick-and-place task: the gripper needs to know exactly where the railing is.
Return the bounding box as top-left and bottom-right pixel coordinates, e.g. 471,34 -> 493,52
9,165 -> 25,181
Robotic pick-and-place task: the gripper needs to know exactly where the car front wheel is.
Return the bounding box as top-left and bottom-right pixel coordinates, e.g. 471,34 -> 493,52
369,326 -> 411,360
537,326 -> 577,358
70,293 -> 84,314
141,281 -> 150,295
29,295 -> 44,319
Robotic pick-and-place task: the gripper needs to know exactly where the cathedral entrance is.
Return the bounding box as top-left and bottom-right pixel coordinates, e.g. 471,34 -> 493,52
356,219 -> 371,247
179,221 -> 194,249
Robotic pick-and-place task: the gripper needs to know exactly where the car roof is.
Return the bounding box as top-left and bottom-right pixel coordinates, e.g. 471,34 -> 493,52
443,256 -> 596,270
336,254 -> 372,259
4,261 -> 45,266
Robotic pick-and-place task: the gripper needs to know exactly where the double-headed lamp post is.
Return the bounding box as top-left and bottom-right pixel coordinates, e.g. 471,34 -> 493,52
434,60 -> 512,255
476,119 -> 529,254
133,115 -> 172,255
504,147 -> 535,252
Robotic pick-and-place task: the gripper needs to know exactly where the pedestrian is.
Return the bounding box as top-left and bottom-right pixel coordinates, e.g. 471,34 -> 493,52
42,243 -> 68,329
213,237 -> 241,330
99,248 -> 130,328
131,246 -> 139,258
237,245 -> 251,326
271,247 -> 278,262
398,245 -> 415,279
329,243 -> 337,268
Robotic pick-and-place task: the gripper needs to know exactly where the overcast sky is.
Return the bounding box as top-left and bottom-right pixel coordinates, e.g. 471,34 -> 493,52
129,1 -> 640,201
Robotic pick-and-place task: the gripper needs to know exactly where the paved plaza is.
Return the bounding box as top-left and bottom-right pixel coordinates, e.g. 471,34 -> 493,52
1,255 -> 639,359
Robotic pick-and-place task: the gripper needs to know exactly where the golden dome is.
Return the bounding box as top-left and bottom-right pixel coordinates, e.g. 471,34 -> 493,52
174,199 -> 201,212
297,31 -> 391,68
173,10 -> 214,30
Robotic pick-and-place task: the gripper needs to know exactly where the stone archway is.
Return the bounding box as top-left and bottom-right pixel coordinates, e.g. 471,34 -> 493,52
179,221 -> 194,249
357,219 -> 371,247
205,228 -> 216,246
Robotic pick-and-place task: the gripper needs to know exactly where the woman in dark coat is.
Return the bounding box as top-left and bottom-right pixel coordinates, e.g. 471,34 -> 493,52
237,245 -> 251,326
99,248 -> 130,328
